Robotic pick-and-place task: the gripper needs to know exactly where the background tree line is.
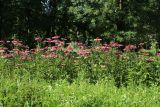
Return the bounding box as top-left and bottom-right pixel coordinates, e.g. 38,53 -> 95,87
0,0 -> 160,47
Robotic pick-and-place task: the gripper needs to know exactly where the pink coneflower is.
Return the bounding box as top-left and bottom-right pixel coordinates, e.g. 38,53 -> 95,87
51,46 -> 59,51
34,36 -> 42,42
77,49 -> 90,56
94,37 -> 102,42
102,46 -> 110,51
39,48 -> 46,52
103,43 -> 109,47
156,52 -> 160,56
43,46 -> 49,50
103,43 -> 110,51
53,55 -> 58,58
77,42 -> 84,46
12,40 -> 18,45
46,38 -> 52,43
63,46 -> 73,53
52,35 -> 60,39
12,39 -> 23,47
20,50 -> 30,55
50,40 -> 61,43
61,38 -> 67,41
94,45 -> 109,52
124,45 -> 136,51
109,42 -> 123,47
50,53 -> 56,58
43,40 -> 47,43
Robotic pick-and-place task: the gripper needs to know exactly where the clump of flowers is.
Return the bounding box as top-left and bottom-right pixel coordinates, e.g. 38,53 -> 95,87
77,49 -> 90,57
124,45 -> 137,51
156,51 -> 160,56
34,36 -> 42,42
94,37 -> 102,42
109,42 -> 123,48
0,36 -> 158,65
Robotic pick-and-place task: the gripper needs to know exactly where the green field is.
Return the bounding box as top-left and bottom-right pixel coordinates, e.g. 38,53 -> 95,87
0,40 -> 160,106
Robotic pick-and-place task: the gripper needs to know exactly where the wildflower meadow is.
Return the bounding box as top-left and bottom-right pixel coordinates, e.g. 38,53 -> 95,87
1,0 -> 160,106
0,35 -> 159,106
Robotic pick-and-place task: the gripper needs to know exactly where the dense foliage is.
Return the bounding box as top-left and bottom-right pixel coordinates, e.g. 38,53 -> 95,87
1,0 -> 160,45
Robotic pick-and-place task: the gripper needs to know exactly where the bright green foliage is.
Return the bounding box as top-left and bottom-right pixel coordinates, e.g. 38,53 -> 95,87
0,74 -> 160,106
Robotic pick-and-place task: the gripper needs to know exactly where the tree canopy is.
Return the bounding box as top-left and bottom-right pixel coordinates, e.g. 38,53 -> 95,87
0,0 -> 160,44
